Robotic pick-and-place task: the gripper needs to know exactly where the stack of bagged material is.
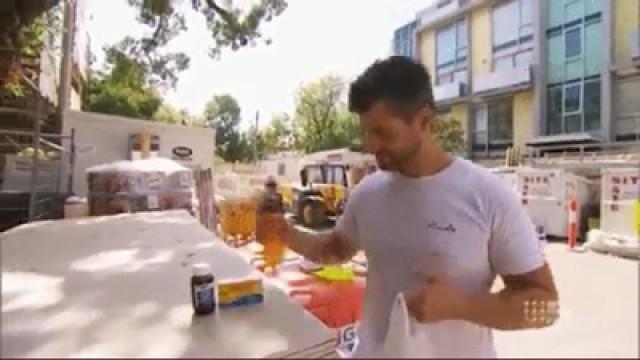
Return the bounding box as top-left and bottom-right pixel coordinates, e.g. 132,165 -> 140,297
87,158 -> 195,216
586,168 -> 640,259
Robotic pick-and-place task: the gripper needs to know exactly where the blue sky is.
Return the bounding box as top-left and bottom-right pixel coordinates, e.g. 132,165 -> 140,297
87,0 -> 429,129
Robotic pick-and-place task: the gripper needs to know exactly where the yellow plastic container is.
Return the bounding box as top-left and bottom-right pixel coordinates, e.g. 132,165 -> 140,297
313,265 -> 355,281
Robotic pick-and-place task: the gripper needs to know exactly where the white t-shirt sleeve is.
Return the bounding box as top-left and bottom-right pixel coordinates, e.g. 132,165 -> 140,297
489,186 -> 545,276
335,190 -> 361,250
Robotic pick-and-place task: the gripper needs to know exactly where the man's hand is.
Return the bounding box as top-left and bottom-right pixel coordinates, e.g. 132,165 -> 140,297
406,277 -> 470,324
406,264 -> 559,330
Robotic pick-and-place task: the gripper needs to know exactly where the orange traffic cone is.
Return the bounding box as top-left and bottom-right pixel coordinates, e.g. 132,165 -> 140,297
567,197 -> 579,251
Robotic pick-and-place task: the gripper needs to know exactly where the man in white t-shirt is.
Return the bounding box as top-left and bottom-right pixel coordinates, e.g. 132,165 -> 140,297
257,56 -> 559,358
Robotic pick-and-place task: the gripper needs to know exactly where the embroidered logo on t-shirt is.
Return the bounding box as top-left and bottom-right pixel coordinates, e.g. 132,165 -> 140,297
427,221 -> 457,233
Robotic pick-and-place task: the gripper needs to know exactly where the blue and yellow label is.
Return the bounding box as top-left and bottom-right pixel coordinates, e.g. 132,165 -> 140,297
218,279 -> 264,308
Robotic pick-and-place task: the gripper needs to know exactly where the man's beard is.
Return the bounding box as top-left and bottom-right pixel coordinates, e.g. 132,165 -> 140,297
376,141 -> 421,172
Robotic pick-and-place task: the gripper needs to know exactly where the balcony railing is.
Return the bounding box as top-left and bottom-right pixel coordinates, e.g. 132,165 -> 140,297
524,141 -> 640,171
616,113 -> 640,142
433,80 -> 466,103
472,65 -> 532,95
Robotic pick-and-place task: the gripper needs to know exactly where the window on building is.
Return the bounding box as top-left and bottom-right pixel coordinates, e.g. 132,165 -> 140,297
615,79 -> 640,141
547,86 -> 563,134
437,26 -> 456,66
489,100 -> 514,143
436,19 -> 468,84
546,0 -> 602,83
564,27 -> 582,59
456,20 -> 468,58
473,99 -> 513,156
493,0 -> 519,50
277,163 -> 286,176
519,0 -> 533,36
584,17 -> 602,76
492,0 -> 534,70
545,0 -> 603,136
563,83 -> 581,114
473,106 -> 489,153
583,78 -> 601,131
393,21 -> 418,59
546,77 -> 601,134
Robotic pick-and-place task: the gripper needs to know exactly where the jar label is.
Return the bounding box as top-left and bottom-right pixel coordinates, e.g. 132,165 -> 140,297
195,283 -> 215,309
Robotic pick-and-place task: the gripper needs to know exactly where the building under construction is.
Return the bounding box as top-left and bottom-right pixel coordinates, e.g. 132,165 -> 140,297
0,0 -> 87,230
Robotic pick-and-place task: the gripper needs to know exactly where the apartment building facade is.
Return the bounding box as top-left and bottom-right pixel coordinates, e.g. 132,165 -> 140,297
392,0 -> 640,161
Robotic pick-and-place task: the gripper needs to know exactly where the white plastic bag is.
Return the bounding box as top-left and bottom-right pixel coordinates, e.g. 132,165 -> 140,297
352,293 -> 432,358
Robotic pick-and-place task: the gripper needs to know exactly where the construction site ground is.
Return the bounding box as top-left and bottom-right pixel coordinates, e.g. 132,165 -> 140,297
493,242 -> 639,358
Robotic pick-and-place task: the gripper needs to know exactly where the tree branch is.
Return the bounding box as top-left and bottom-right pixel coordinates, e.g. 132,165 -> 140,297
205,0 -> 239,27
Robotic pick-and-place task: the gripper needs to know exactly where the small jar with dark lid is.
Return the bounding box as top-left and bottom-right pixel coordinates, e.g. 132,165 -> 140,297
191,263 -> 216,315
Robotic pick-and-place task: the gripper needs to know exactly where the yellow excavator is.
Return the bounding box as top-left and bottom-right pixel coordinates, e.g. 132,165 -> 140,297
279,162 -> 349,229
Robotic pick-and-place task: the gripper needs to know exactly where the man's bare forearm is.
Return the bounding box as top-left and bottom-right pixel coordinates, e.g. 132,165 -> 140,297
460,287 -> 559,330
460,265 -> 559,330
284,224 -> 357,264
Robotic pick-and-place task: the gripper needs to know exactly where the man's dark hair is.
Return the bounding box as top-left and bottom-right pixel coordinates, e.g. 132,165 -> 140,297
348,56 -> 435,118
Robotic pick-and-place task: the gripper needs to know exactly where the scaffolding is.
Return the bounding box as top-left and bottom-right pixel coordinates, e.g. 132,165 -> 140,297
0,95 -> 75,228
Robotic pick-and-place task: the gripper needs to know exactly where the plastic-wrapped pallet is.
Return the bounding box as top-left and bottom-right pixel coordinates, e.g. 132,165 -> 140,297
87,158 -> 195,216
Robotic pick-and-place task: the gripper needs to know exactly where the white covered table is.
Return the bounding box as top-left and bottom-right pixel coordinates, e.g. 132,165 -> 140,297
1,211 -> 336,358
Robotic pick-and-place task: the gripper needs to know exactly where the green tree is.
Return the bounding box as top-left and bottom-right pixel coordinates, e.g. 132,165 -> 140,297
123,0 -> 288,88
204,94 -> 249,162
83,46 -> 162,119
188,114 -> 208,128
242,124 -> 266,161
153,103 -> 184,124
432,116 -> 466,155
260,112 -> 294,154
292,75 -> 358,153
333,109 -> 360,149
3,4 -> 63,96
